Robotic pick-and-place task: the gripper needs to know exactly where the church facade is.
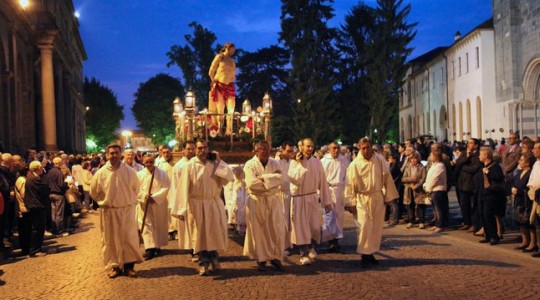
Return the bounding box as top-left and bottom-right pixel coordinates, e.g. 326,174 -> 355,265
400,0 -> 540,142
0,0 -> 87,154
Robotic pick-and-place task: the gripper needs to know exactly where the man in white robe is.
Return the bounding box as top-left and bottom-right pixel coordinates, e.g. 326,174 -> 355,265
123,149 -> 144,172
344,138 -> 399,267
137,154 -> 170,260
90,144 -> 143,278
243,140 -> 286,271
320,141 -> 350,252
168,141 -> 196,253
176,140 -> 234,275
288,138 -> 332,265
276,141 -> 295,254
155,145 -> 176,240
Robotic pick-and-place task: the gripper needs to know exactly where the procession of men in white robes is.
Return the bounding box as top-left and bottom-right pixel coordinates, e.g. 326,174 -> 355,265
243,140 -> 286,271
344,138 -> 399,267
137,154 -> 170,260
288,138 -> 333,265
90,145 -> 143,278
320,141 -> 350,251
176,140 -> 234,275
92,137 -> 399,278
168,141 -> 196,251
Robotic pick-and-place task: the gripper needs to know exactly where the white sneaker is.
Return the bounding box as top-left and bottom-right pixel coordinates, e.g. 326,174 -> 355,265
299,256 -> 311,265
308,248 -> 317,261
44,231 -> 53,237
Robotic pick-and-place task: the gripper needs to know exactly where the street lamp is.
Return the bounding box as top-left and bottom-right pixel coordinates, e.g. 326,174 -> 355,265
262,92 -> 272,142
172,97 -> 185,150
242,99 -> 252,115
184,87 -> 196,140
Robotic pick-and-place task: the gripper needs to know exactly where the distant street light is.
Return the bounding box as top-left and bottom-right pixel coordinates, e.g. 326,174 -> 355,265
121,130 -> 132,149
19,0 -> 29,9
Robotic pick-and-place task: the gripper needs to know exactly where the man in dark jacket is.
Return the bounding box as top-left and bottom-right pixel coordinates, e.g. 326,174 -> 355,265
22,161 -> 50,256
456,138 -> 482,232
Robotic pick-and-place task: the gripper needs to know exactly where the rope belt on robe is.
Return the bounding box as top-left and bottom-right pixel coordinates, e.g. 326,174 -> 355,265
211,81 -> 236,102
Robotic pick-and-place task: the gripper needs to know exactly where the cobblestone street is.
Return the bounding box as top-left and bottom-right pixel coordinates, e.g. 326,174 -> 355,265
1,196 -> 539,300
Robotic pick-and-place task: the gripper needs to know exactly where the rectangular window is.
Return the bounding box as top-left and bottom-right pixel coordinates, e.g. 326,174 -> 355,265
452,61 -> 455,79
466,53 -> 469,73
441,67 -> 444,85
458,57 -> 462,76
432,72 -> 435,89
476,47 -> 480,68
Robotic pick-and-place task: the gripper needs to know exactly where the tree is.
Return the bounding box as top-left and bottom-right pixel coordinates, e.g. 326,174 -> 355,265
131,73 -> 184,145
83,77 -> 124,150
236,45 -> 294,144
279,0 -> 340,145
335,3 -> 377,143
367,0 -> 416,142
166,22 -> 218,109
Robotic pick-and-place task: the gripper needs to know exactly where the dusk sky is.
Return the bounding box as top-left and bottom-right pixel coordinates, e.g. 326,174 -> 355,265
72,0 -> 493,130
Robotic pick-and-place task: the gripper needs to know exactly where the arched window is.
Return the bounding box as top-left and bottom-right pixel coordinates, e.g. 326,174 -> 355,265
459,102 -> 463,140
466,99 -> 472,137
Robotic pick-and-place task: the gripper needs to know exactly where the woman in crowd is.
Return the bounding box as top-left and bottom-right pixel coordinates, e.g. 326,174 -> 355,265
512,152 -> 537,252
401,152 -> 428,229
423,150 -> 448,233
477,147 -> 505,245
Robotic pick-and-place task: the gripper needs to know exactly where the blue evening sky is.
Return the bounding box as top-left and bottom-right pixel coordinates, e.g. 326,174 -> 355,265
72,0 -> 492,129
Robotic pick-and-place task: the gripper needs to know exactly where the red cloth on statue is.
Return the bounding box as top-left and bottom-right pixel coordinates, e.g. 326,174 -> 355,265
211,81 -> 236,102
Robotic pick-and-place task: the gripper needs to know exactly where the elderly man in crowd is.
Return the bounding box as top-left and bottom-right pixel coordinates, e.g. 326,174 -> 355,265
123,149 -> 144,172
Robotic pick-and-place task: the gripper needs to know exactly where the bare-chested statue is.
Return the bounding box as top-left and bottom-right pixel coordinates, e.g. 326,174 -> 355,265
208,42 -> 236,136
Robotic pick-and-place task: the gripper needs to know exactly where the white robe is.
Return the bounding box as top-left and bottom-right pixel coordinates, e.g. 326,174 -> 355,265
168,157 -> 193,249
224,179 -> 236,224
277,158 -> 292,248
176,157 -> 233,253
243,156 -> 286,262
288,157 -> 332,245
90,161 -> 143,270
156,159 -> 176,233
233,183 -> 248,232
344,153 -> 399,255
321,154 -> 350,240
137,167 -> 170,249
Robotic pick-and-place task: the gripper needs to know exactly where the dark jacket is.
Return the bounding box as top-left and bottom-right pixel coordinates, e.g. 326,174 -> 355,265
43,166 -> 65,194
478,161 -> 505,199
457,151 -> 481,193
24,173 -> 50,210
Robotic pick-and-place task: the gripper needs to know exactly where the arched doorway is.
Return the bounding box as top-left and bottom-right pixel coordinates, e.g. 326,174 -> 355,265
476,97 -> 482,139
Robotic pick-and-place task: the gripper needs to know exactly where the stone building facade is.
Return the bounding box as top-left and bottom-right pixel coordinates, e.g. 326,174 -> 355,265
0,0 -> 86,154
400,0 -> 540,142
493,0 -> 540,137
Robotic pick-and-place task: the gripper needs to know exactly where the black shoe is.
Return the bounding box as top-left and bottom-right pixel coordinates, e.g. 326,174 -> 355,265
257,261 -> 267,271
489,239 -> 500,245
143,249 -> 156,260
514,245 -> 528,250
368,254 -> 379,265
270,259 -> 284,272
478,239 -> 489,243
523,246 -> 539,253
328,244 -> 341,253
360,255 -> 371,268
532,252 -> 540,258
108,267 -> 123,279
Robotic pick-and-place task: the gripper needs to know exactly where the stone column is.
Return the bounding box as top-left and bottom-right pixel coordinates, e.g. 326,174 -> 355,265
38,31 -> 58,151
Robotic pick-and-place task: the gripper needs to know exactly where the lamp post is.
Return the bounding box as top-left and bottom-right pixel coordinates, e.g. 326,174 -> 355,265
184,87 -> 196,140
262,92 -> 272,142
172,97 -> 184,150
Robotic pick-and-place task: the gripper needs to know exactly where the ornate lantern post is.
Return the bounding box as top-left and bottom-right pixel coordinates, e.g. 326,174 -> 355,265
184,87 -> 196,140
172,97 -> 184,150
262,92 -> 273,142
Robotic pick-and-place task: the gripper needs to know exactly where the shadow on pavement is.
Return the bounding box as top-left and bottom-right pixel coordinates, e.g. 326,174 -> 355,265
369,257 -> 519,269
137,266 -> 195,278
